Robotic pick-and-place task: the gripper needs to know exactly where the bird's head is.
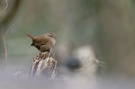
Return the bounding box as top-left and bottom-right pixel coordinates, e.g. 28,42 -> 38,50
47,32 -> 56,39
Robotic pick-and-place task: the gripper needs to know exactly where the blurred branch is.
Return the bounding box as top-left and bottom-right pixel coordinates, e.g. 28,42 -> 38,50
2,32 -> 7,70
0,0 -> 22,70
2,24 -> 14,70
0,0 -> 22,30
1,0 -> 8,70
5,24 -> 16,37
1,0 -> 8,15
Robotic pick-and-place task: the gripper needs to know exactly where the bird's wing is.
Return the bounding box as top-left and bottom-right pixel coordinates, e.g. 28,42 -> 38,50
36,35 -> 50,45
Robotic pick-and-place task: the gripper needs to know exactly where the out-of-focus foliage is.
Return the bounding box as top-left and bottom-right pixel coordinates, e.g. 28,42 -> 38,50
0,0 -> 135,77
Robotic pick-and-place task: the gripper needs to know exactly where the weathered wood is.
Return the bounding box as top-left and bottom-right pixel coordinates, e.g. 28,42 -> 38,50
30,52 -> 57,79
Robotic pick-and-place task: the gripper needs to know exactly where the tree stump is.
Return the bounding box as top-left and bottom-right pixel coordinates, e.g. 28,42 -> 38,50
29,52 -> 57,79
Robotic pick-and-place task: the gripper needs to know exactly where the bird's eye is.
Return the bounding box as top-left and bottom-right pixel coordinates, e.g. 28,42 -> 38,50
48,34 -> 52,37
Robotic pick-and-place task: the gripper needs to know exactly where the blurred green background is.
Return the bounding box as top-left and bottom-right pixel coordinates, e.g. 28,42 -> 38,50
0,0 -> 135,76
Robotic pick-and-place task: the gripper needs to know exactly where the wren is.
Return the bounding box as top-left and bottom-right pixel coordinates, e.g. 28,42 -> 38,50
27,32 -> 56,53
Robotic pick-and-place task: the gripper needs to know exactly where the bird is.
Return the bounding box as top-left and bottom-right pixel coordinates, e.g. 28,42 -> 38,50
27,32 -> 56,53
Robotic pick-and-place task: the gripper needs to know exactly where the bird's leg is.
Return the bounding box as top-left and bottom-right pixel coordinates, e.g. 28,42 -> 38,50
48,48 -> 52,58
39,45 -> 47,52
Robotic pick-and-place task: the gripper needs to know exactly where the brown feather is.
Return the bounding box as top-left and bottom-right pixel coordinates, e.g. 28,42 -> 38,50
27,33 -> 56,52
27,33 -> 35,40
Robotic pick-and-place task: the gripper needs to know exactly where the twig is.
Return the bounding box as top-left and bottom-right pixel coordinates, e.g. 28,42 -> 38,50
2,24 -> 16,70
5,24 -> 16,37
2,32 -> 7,70
0,0 -> 22,71
0,0 -> 8,70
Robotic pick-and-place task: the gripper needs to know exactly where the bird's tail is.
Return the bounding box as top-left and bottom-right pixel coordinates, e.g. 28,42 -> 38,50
27,33 -> 35,40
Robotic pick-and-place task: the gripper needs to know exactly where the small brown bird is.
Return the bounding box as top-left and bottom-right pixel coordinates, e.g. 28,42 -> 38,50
27,32 -> 56,52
